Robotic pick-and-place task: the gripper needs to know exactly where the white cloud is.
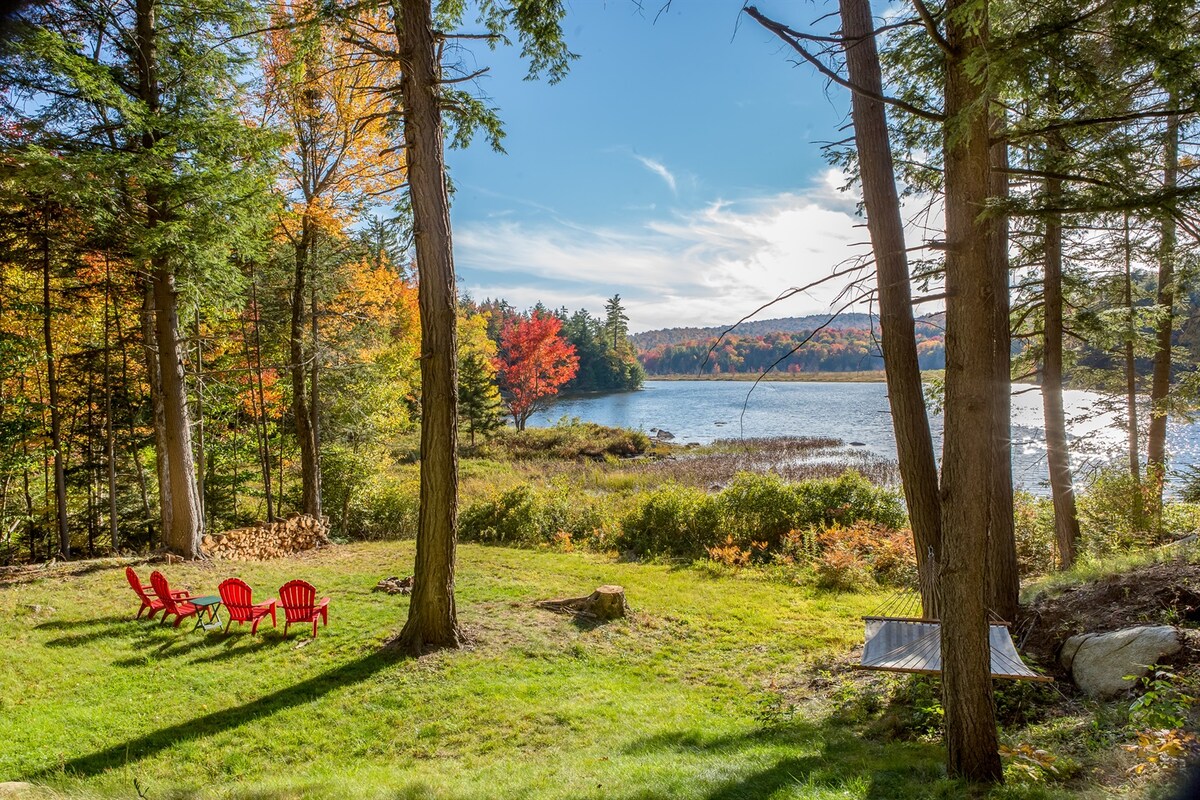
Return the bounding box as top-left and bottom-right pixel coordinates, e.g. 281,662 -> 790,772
633,155 -> 678,194
457,169 -> 936,331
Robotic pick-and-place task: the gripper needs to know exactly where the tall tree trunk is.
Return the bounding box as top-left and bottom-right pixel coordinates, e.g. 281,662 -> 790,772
135,0 -> 200,556
153,267 -> 203,557
41,208 -> 69,557
141,281 -> 170,545
248,269 -> 275,521
194,308 -> 206,528
838,0 -> 941,617
1124,214 -> 1140,483
104,259 -> 120,551
988,118 -> 1019,622
1042,171 -> 1080,569
939,0 -> 1003,782
21,395 -> 34,560
310,268 -> 321,512
395,0 -> 464,654
86,373 -> 96,556
1147,111 -> 1178,510
291,220 -> 322,518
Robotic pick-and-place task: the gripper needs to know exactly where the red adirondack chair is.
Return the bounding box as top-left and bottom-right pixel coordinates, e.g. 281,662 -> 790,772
278,580 -> 330,638
125,567 -> 190,620
150,570 -> 200,628
218,578 -> 277,635
125,567 -> 164,619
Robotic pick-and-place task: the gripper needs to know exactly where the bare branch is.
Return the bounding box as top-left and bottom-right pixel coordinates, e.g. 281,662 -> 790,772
743,5 -> 945,123
910,0 -> 953,55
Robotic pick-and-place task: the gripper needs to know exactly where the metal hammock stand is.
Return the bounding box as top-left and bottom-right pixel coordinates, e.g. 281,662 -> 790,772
857,588 -> 1051,683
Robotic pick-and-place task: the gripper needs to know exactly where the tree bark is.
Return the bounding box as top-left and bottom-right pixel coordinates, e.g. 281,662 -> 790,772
1042,171 -> 1080,569
987,126 -> 1019,621
134,0 -> 202,557
247,268 -> 275,522
938,0 -> 1003,781
194,308 -> 206,528
41,207 -> 69,557
1147,111 -> 1178,510
104,258 -> 119,552
394,0 -> 464,654
141,278 -> 170,545
152,267 -> 203,557
291,220 -> 322,518
838,0 -> 941,618
1124,214 -> 1140,483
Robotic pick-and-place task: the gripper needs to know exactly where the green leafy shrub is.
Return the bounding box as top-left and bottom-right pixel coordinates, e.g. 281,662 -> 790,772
360,479 -> 420,540
322,445 -> 418,540
1013,491 -> 1057,576
792,470 -> 907,530
1162,502 -> 1200,539
1127,666 -> 1196,731
717,472 -> 806,550
616,470 -> 905,561
1078,468 -> 1157,557
616,483 -> 719,558
459,482 -> 608,548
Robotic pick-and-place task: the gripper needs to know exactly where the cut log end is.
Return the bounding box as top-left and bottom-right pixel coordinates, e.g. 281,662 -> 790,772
536,585 -> 628,621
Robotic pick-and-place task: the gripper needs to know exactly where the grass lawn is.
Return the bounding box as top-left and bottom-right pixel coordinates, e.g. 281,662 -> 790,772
0,543 -> 1152,799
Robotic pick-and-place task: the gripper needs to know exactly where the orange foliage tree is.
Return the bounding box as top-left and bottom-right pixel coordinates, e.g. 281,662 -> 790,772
496,312 -> 579,431
261,0 -> 404,518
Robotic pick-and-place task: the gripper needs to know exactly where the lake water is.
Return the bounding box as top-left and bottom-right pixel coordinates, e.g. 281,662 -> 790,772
528,380 -> 1200,493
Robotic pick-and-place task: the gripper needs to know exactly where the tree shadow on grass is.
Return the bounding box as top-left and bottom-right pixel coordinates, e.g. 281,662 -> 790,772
44,618 -> 162,648
45,628 -> 136,648
618,720 -> 950,800
27,646 -> 406,781
109,633 -> 230,665
185,635 -> 279,666
34,615 -> 129,631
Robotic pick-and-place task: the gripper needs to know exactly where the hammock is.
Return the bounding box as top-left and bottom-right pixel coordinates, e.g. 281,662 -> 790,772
857,589 -> 1050,683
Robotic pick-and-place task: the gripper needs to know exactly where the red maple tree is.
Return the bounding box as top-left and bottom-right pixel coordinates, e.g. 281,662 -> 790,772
496,312 -> 580,431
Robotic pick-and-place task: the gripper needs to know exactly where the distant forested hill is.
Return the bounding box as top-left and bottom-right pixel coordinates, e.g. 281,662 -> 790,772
630,313 -> 883,350
634,315 -> 945,375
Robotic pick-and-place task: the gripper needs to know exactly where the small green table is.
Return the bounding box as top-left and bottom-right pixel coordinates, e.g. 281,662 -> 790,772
190,595 -> 223,632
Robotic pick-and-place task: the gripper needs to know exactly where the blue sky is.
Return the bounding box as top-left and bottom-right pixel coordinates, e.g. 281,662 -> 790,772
445,2 -> 880,332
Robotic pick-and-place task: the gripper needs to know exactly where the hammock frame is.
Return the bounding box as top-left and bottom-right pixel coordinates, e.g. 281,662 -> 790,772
856,588 -> 1050,683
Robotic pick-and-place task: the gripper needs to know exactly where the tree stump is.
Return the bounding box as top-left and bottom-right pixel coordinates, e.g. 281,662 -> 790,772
536,585 -> 628,621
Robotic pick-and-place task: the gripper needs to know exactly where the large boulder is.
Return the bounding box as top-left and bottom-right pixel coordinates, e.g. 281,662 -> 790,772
1060,625 -> 1182,698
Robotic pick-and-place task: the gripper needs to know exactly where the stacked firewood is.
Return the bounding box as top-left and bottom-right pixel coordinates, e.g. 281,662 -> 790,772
203,514 -> 331,560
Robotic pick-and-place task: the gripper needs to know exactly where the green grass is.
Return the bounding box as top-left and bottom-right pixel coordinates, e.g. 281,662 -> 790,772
0,543 -> 1155,799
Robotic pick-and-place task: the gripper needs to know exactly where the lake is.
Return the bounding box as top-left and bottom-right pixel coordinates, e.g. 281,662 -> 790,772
528,380 -> 1200,493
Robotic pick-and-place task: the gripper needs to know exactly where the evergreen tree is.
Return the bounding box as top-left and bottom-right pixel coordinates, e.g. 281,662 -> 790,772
457,311 -> 505,445
604,294 -> 630,351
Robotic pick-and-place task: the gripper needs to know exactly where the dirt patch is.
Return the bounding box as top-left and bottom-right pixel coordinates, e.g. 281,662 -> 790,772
1018,559 -> 1200,673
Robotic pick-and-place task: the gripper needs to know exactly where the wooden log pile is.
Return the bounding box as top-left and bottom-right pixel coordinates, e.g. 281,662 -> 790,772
202,514 -> 331,561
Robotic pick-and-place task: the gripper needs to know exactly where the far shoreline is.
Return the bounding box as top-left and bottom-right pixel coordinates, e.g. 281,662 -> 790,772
644,370 -> 944,383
